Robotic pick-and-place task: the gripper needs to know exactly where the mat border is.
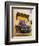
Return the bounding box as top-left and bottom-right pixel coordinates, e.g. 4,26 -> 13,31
5,1 -> 38,45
